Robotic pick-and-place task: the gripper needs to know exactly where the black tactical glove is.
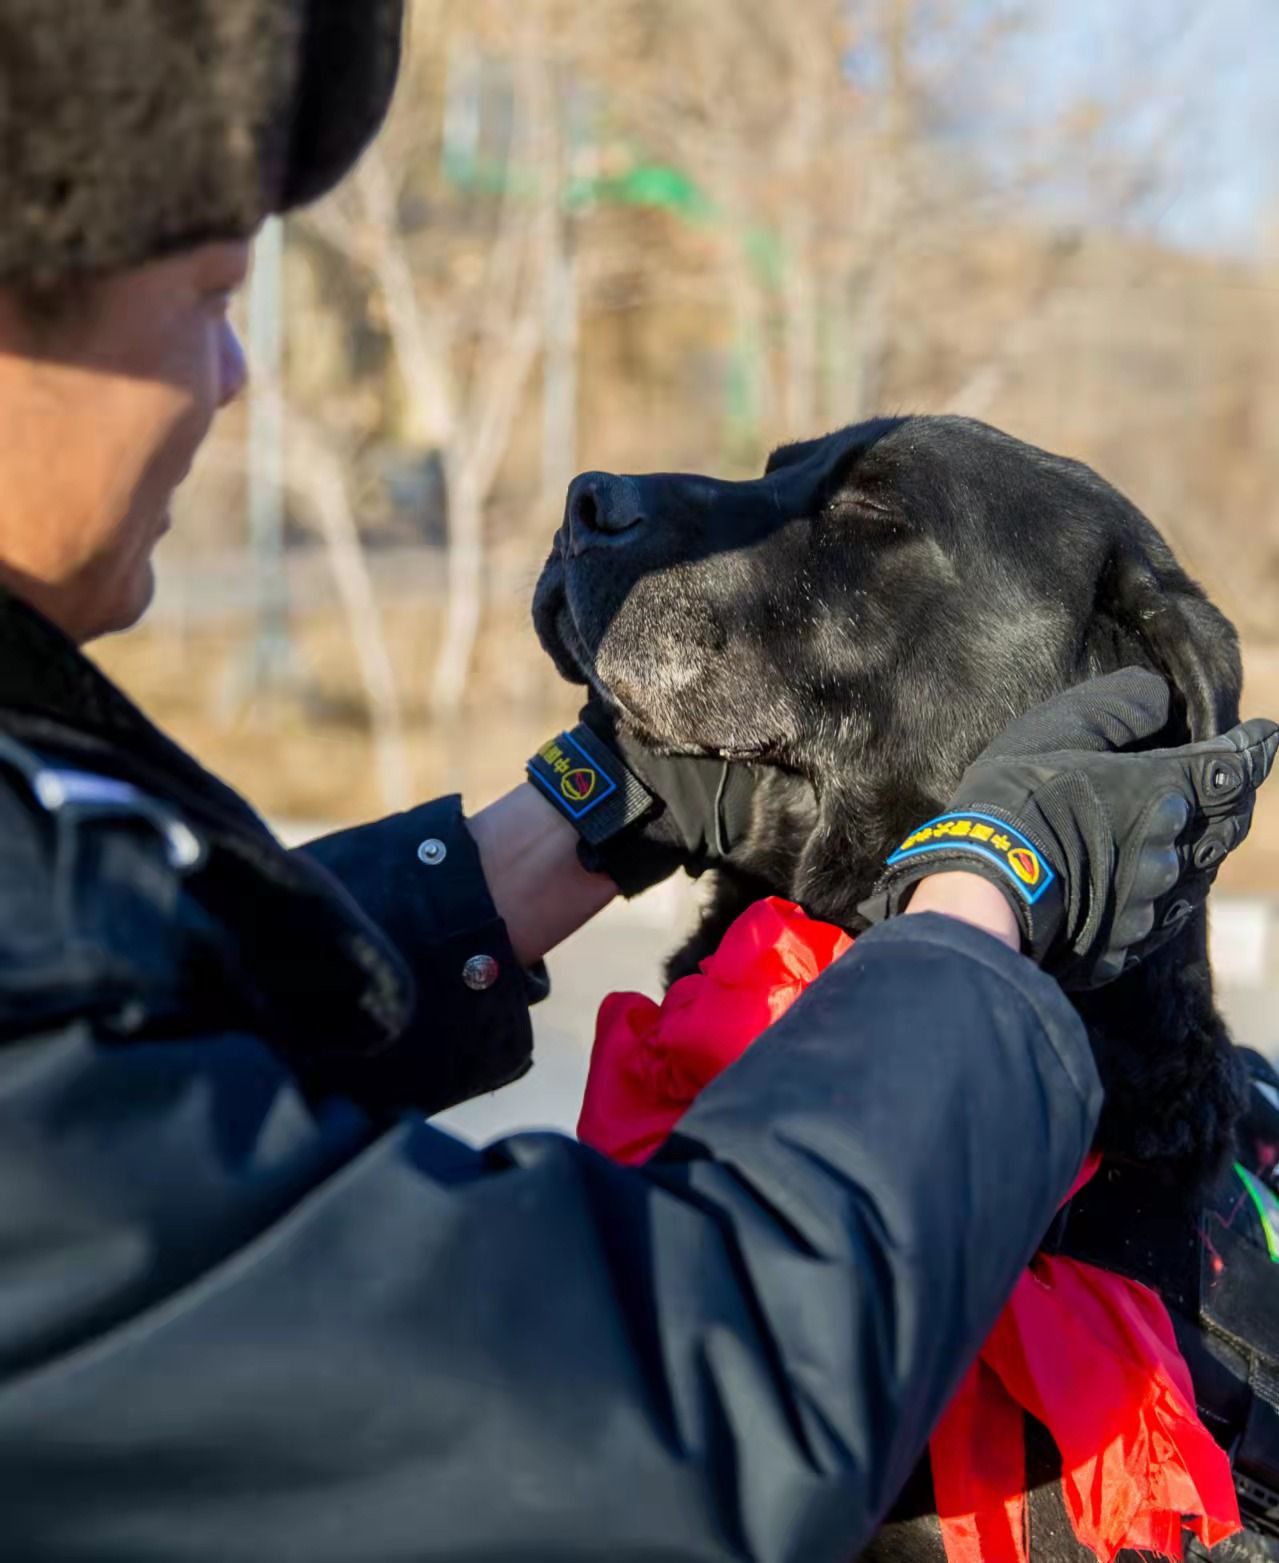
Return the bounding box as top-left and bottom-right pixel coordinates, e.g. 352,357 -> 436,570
859,668 -> 1278,989
527,701 -> 759,897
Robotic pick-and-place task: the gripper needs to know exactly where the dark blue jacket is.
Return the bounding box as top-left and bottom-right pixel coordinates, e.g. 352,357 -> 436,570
0,591 -> 1101,1561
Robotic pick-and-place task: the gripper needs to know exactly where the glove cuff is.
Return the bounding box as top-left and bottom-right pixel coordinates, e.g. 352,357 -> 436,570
860,808 -> 1064,959
527,726 -> 659,845
528,726 -> 678,897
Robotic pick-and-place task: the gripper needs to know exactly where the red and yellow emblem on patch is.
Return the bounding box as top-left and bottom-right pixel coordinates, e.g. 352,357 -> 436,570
529,731 -> 619,820
562,768 -> 597,803
1008,847 -> 1041,886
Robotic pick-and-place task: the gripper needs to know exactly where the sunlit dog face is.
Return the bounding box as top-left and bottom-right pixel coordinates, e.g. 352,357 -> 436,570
535,415 -> 1235,802
538,415 -> 983,762
534,413 -> 1247,1186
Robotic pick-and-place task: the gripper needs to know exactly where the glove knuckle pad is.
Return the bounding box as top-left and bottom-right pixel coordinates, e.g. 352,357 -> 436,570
1191,816 -> 1243,871
1153,846 -> 1181,896
1114,903 -> 1157,949
1198,755 -> 1243,808
1148,789 -> 1191,842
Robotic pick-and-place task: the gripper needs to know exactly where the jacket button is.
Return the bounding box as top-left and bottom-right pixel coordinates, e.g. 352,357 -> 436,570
462,954 -> 499,992
417,838 -> 447,866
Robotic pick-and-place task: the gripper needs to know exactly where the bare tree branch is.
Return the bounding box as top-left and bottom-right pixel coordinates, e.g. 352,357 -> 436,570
287,419 -> 414,812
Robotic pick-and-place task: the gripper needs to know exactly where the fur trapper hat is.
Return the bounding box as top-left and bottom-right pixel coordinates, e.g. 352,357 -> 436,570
0,0 -> 404,283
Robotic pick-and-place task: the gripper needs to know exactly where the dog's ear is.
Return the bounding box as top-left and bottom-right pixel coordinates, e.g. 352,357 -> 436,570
1084,524 -> 1244,1191
1100,540 -> 1241,743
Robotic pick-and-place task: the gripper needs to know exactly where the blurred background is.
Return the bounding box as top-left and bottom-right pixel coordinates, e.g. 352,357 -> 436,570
94,0 -> 1279,1132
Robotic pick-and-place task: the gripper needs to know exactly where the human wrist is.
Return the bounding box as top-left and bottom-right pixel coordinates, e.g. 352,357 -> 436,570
527,720 -> 683,898
468,783 -> 616,967
903,871 -> 1022,953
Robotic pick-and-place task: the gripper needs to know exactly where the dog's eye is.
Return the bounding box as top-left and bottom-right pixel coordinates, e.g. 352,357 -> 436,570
821,492 -> 896,523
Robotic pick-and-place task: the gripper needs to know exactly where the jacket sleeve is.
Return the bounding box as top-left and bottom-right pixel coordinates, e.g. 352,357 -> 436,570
298,795 -> 547,1114
0,914 -> 1101,1563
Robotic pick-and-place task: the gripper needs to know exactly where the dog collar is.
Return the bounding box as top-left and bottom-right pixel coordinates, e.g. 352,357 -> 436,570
527,724 -> 657,846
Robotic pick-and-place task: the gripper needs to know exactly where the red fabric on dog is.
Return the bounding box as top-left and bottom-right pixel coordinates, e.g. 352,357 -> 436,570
578,897 -> 1240,1563
983,1252 -> 1239,1560
579,897 -> 852,1163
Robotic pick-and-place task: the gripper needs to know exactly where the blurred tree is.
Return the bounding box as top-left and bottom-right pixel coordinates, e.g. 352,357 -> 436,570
156,0 -> 1277,808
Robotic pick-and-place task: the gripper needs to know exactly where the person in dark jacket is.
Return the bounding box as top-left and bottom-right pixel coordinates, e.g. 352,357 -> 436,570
0,5 -> 1274,1561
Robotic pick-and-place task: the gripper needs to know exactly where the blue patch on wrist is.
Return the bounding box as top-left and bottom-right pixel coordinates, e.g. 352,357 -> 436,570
527,730 -> 619,820
886,811 -> 1055,905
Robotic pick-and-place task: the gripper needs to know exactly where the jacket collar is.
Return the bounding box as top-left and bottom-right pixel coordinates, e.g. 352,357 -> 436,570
0,583 -> 271,837
0,584 -> 416,1056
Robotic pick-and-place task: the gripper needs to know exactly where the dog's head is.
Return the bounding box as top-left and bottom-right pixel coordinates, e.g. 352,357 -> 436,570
534,414 -> 1245,1184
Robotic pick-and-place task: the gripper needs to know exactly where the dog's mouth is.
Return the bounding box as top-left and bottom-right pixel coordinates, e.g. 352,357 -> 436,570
532,544 -> 777,762
532,545 -> 594,688
532,547 -> 633,723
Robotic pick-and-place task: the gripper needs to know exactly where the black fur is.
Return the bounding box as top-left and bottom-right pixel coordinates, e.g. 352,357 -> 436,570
535,414 -> 1246,1190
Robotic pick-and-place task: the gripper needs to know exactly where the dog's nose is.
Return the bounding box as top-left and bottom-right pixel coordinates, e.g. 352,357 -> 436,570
566,472 -> 646,553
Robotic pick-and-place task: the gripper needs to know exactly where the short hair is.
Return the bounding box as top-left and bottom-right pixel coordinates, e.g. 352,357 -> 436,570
5,274 -> 99,341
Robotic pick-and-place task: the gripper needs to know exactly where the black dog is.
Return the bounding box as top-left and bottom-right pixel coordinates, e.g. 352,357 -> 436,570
534,413 -> 1245,1190
534,414 -> 1279,1559
531,415 -> 1279,1563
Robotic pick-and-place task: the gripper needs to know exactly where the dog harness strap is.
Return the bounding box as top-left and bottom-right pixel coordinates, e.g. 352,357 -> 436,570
526,725 -> 657,846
